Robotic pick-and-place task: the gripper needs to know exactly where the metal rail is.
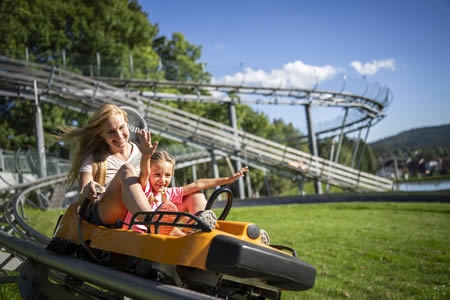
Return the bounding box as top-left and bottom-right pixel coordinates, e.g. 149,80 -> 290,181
0,175 -> 217,299
96,77 -> 391,140
97,77 -> 388,116
0,56 -> 392,191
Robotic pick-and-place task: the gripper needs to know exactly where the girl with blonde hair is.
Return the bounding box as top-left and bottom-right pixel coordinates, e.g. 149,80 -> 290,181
61,103 -> 209,226
123,142 -> 249,235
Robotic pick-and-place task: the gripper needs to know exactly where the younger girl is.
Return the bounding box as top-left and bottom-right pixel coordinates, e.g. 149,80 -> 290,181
124,130 -> 248,236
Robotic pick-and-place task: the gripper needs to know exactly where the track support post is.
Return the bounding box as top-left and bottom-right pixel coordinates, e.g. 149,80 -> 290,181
33,80 -> 47,178
227,102 -> 245,199
304,104 -> 322,194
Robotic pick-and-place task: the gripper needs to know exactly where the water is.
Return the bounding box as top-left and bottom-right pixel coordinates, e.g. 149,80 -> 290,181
395,180 -> 450,192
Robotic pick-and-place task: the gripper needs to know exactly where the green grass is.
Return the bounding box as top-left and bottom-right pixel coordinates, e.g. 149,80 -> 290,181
6,202 -> 449,299
0,274 -> 20,300
23,208 -> 64,236
0,208 -> 64,300
225,202 -> 450,299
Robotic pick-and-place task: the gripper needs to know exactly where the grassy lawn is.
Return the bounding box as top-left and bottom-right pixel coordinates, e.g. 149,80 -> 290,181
226,202 -> 449,299
4,201 -> 449,299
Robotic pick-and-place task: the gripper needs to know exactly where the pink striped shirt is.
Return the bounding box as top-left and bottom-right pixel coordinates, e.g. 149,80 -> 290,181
123,185 -> 184,232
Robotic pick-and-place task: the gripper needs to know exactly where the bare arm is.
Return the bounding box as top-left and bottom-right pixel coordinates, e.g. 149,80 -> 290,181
139,154 -> 151,188
183,167 -> 249,196
136,129 -> 158,188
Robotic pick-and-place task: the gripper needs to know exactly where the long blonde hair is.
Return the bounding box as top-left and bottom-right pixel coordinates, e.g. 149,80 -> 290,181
60,104 -> 128,187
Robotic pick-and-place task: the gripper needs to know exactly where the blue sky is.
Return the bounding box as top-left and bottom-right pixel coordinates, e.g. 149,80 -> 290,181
140,0 -> 450,142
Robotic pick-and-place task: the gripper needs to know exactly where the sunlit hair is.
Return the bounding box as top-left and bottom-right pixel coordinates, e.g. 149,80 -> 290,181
59,104 -> 128,187
148,150 -> 176,203
151,150 -> 176,172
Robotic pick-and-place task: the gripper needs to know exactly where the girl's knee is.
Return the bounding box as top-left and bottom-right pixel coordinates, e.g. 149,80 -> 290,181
183,192 -> 206,213
192,192 -> 206,203
184,192 -> 205,203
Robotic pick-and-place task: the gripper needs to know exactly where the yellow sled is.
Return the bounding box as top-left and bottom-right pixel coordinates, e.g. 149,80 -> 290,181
47,188 -> 316,299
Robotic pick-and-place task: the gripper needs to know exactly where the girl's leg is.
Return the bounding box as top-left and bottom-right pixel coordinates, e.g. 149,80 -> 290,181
97,163 -> 152,224
175,192 -> 207,214
176,192 -> 216,233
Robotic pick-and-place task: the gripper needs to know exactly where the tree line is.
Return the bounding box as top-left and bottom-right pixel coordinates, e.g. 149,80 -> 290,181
0,0 -> 379,196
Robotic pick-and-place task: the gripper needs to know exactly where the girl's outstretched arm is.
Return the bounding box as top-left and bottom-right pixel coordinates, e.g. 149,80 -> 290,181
183,166 -> 249,196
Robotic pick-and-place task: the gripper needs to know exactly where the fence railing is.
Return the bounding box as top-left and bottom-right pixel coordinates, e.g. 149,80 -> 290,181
0,149 -> 70,176
0,56 -> 393,191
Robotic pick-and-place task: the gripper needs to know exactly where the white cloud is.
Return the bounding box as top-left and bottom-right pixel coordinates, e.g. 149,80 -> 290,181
214,43 -> 224,49
212,60 -> 337,89
350,59 -> 396,76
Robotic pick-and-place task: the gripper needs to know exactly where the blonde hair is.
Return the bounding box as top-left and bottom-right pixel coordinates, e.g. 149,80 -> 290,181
60,104 -> 128,187
151,150 -> 176,171
148,150 -> 176,203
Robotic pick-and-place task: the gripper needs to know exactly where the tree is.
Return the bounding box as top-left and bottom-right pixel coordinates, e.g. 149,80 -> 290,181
0,0 -> 159,68
153,32 -> 211,82
0,0 -> 212,153
0,100 -> 88,155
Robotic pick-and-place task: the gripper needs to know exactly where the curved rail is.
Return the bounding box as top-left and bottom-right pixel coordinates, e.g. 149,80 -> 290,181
0,56 -> 392,191
99,77 -> 391,140
0,175 -> 216,299
98,78 -> 390,118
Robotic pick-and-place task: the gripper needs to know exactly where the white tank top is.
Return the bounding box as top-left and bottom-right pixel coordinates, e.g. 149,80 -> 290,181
79,142 -> 142,188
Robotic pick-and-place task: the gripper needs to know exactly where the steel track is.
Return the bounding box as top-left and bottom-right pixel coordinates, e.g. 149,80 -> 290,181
0,56 -> 393,192
0,175 -> 218,299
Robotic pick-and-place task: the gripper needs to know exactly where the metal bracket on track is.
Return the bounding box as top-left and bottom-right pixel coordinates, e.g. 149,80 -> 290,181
18,259 -> 84,300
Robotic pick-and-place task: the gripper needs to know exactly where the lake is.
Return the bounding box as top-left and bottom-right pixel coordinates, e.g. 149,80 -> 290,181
394,180 -> 450,192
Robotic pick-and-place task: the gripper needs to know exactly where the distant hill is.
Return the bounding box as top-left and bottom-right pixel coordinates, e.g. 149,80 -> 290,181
370,124 -> 450,155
